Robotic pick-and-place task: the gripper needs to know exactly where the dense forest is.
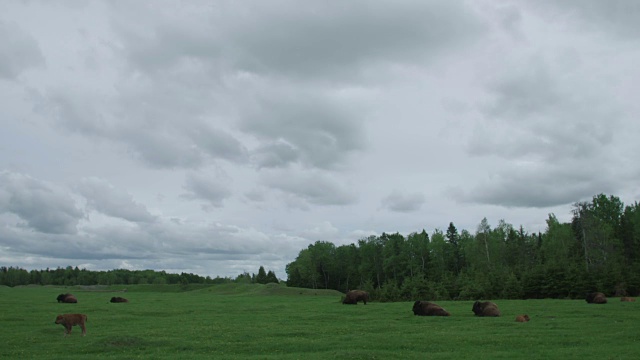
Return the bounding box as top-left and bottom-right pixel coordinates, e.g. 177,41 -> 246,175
285,194 -> 640,301
0,266 -> 278,288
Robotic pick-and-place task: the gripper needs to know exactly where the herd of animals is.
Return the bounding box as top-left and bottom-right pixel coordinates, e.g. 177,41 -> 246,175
342,290 -> 637,324
53,290 -> 636,336
54,293 -> 128,336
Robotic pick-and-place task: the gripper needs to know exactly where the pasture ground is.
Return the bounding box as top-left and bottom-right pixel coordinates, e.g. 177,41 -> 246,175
1,283 -> 638,359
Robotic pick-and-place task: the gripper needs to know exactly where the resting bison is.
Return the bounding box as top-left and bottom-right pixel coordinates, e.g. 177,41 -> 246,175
515,314 -> 530,322
585,292 -> 607,304
620,297 -> 636,302
56,293 -> 77,303
342,290 -> 369,305
412,301 -> 450,316
472,301 -> 501,317
110,296 -> 129,303
54,313 -> 87,336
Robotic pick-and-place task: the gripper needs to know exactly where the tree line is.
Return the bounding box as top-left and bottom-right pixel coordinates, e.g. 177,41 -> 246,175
285,194 -> 640,301
0,266 -> 278,287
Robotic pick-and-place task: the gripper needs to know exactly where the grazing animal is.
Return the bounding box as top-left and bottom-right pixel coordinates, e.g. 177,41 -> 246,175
342,290 -> 369,305
56,293 -> 77,303
620,297 -> 636,302
515,314 -> 530,322
472,301 -> 501,317
54,314 -> 87,336
412,301 -> 450,316
110,296 -> 129,303
585,292 -> 607,304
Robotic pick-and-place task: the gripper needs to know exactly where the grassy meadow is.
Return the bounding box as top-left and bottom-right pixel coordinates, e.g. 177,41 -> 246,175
1,283 -> 638,359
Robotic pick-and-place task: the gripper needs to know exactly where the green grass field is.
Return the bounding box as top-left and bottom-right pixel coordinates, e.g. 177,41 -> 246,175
1,283 -> 638,359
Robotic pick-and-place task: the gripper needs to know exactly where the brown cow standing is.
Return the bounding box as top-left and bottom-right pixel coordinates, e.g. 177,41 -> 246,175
472,301 -> 501,317
412,301 -> 450,316
620,297 -> 636,302
342,290 -> 369,305
56,293 -> 77,303
54,314 -> 87,336
110,296 -> 129,303
515,314 -> 530,322
585,292 -> 607,304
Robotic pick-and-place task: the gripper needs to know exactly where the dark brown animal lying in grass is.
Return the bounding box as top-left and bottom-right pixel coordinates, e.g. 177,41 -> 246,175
342,290 -> 369,305
54,314 -> 87,336
585,292 -> 607,304
515,314 -> 530,322
110,296 -> 129,303
56,293 -> 77,303
620,297 -> 636,302
472,301 -> 501,317
412,301 -> 450,316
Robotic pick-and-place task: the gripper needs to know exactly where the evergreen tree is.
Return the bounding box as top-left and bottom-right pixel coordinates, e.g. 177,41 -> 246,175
266,270 -> 279,284
256,266 -> 268,284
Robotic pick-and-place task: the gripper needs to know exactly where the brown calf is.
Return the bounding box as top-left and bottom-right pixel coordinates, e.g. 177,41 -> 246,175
54,314 -> 87,336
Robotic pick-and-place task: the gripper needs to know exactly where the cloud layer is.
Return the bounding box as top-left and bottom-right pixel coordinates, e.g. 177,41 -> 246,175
1,0 -> 639,278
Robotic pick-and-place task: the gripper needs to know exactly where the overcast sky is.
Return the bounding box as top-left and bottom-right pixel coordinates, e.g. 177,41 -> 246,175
1,0 -> 639,279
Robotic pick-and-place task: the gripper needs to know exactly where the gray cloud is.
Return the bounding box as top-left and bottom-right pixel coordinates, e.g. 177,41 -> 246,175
112,0 -> 485,81
1,1 -> 639,280
262,169 -> 357,206
453,162 -> 616,208
0,215 -> 304,275
24,0 -> 485,174
462,48 -> 628,209
0,20 -> 44,80
251,140 -> 299,169
188,124 -> 249,164
240,90 -> 365,170
81,0 -> 484,173
76,177 -> 156,223
0,171 -> 82,234
381,190 -> 426,212
123,130 -> 205,169
226,1 -> 484,80
531,0 -> 640,40
182,171 -> 233,208
32,86 -> 245,169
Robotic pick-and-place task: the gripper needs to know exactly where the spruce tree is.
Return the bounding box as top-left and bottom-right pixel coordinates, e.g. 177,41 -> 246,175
256,266 -> 268,284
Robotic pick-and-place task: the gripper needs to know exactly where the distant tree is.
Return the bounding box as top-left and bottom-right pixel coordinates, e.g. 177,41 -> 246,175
406,230 -> 430,275
428,229 -> 447,282
446,222 -> 462,274
235,271 -> 253,284
335,244 -> 359,291
266,270 -> 279,284
358,236 -> 384,289
621,202 -> 640,265
256,266 -> 268,284
477,217 -> 492,265
179,276 -> 189,290
572,194 -> 624,273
